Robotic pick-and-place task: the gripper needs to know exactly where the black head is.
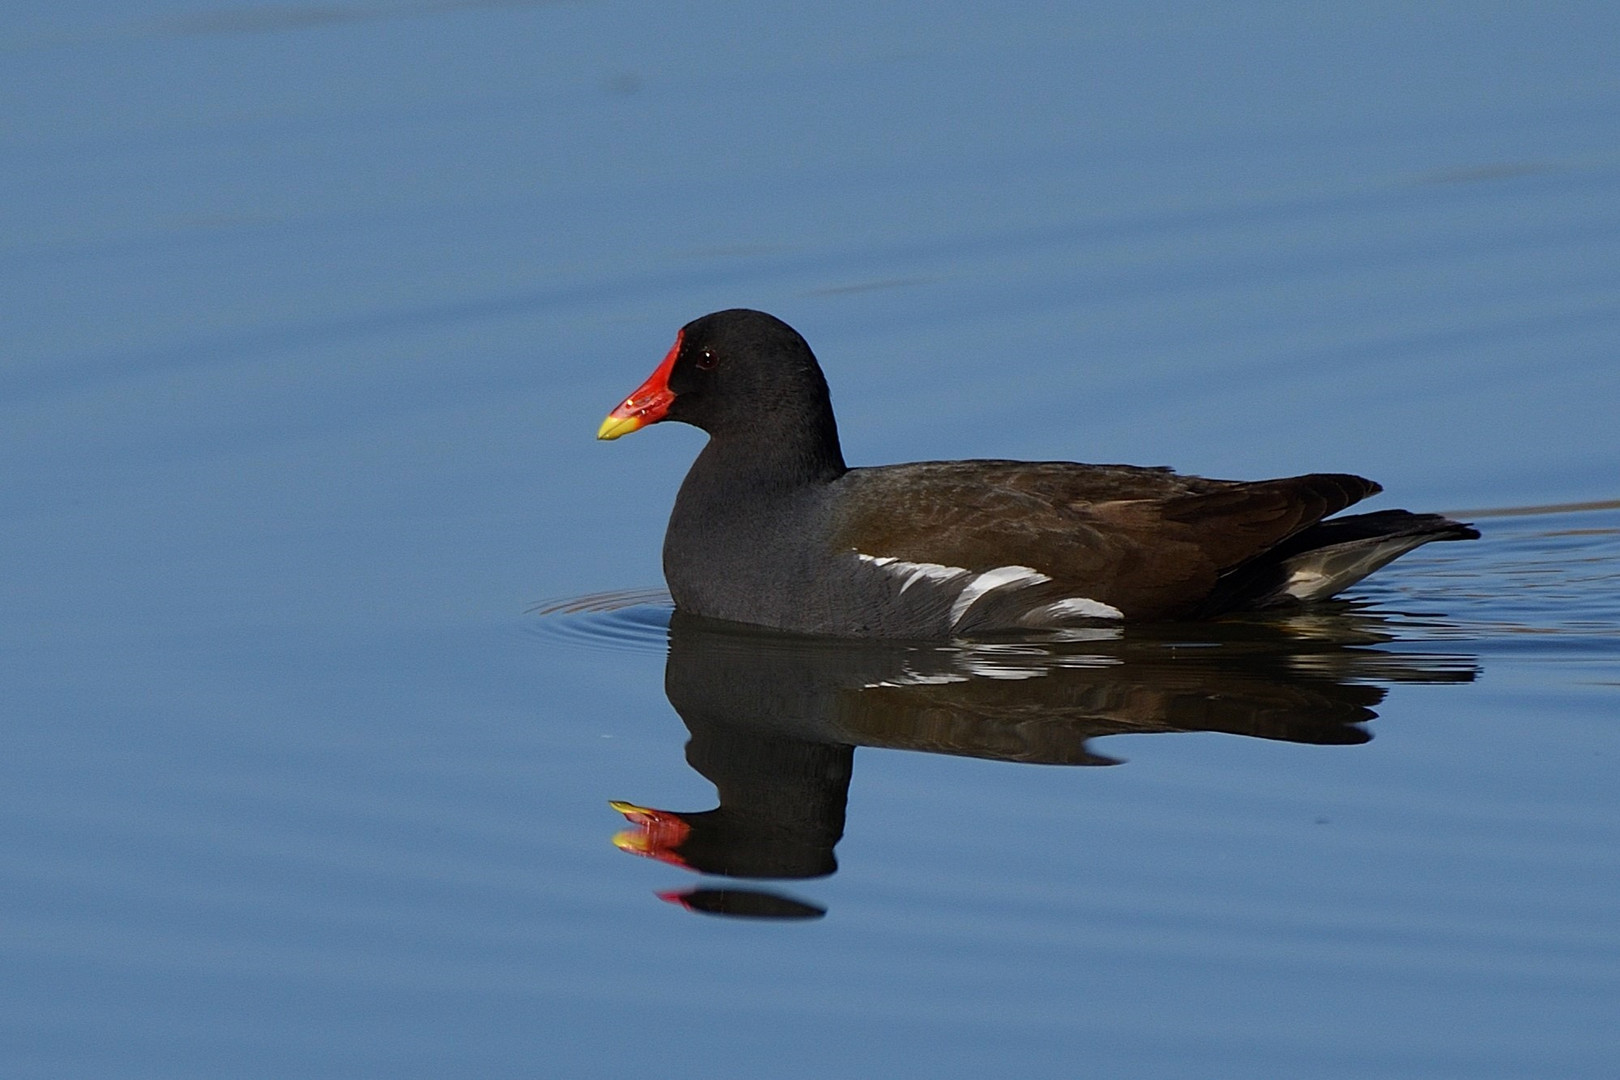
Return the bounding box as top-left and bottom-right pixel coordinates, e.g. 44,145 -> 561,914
664,309 -> 833,437
599,309 -> 846,475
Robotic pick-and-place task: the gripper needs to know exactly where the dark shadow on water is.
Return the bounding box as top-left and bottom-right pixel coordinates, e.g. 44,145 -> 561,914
607,607 -> 1478,920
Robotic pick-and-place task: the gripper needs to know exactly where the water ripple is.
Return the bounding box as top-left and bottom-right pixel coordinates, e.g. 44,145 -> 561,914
526,588 -> 674,654
1358,503 -> 1620,646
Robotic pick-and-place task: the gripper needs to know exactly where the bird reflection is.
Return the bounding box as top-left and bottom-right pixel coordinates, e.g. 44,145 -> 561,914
612,607 -> 1476,919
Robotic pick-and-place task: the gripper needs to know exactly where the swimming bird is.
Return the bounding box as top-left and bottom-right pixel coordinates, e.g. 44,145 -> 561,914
598,309 -> 1477,638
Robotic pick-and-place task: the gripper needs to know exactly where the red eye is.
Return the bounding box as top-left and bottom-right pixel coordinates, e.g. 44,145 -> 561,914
695,349 -> 717,370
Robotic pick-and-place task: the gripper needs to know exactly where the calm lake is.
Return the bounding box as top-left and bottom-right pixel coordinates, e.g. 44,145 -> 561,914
4,3 -> 1618,1077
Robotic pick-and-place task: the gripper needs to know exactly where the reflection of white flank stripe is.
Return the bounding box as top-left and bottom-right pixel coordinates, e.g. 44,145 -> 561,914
1027,597 -> 1124,621
856,553 -> 971,593
860,668 -> 970,689
959,657 -> 1047,680
948,565 -> 1051,627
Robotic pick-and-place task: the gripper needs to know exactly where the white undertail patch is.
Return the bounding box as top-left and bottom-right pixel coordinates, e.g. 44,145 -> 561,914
1280,536 -> 1432,602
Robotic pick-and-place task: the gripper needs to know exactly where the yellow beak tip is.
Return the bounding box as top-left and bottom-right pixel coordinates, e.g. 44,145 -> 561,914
597,415 -> 640,441
611,830 -> 650,853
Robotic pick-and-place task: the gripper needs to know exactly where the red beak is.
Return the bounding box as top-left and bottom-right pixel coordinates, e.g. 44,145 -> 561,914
608,800 -> 695,869
597,331 -> 681,440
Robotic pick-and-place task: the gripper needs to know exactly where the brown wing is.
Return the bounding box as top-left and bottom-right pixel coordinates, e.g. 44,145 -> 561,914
830,460 -> 1380,618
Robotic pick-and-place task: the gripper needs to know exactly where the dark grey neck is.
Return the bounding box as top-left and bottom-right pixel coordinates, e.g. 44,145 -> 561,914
689,410 -> 848,495
663,413 -> 848,622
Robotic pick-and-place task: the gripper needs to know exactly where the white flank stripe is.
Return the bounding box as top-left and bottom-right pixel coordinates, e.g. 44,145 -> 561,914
1028,597 -> 1125,621
859,553 -> 1088,630
948,565 -> 1051,627
856,553 -> 971,593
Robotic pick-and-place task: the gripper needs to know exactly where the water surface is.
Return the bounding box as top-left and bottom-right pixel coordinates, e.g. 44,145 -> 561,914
4,2 -> 1619,1077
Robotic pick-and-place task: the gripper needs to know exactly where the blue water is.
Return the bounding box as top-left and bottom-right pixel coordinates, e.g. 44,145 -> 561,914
4,3 -> 1619,1077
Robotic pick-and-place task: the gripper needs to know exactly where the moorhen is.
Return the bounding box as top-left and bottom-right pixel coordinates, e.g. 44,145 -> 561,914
598,309 -> 1477,638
